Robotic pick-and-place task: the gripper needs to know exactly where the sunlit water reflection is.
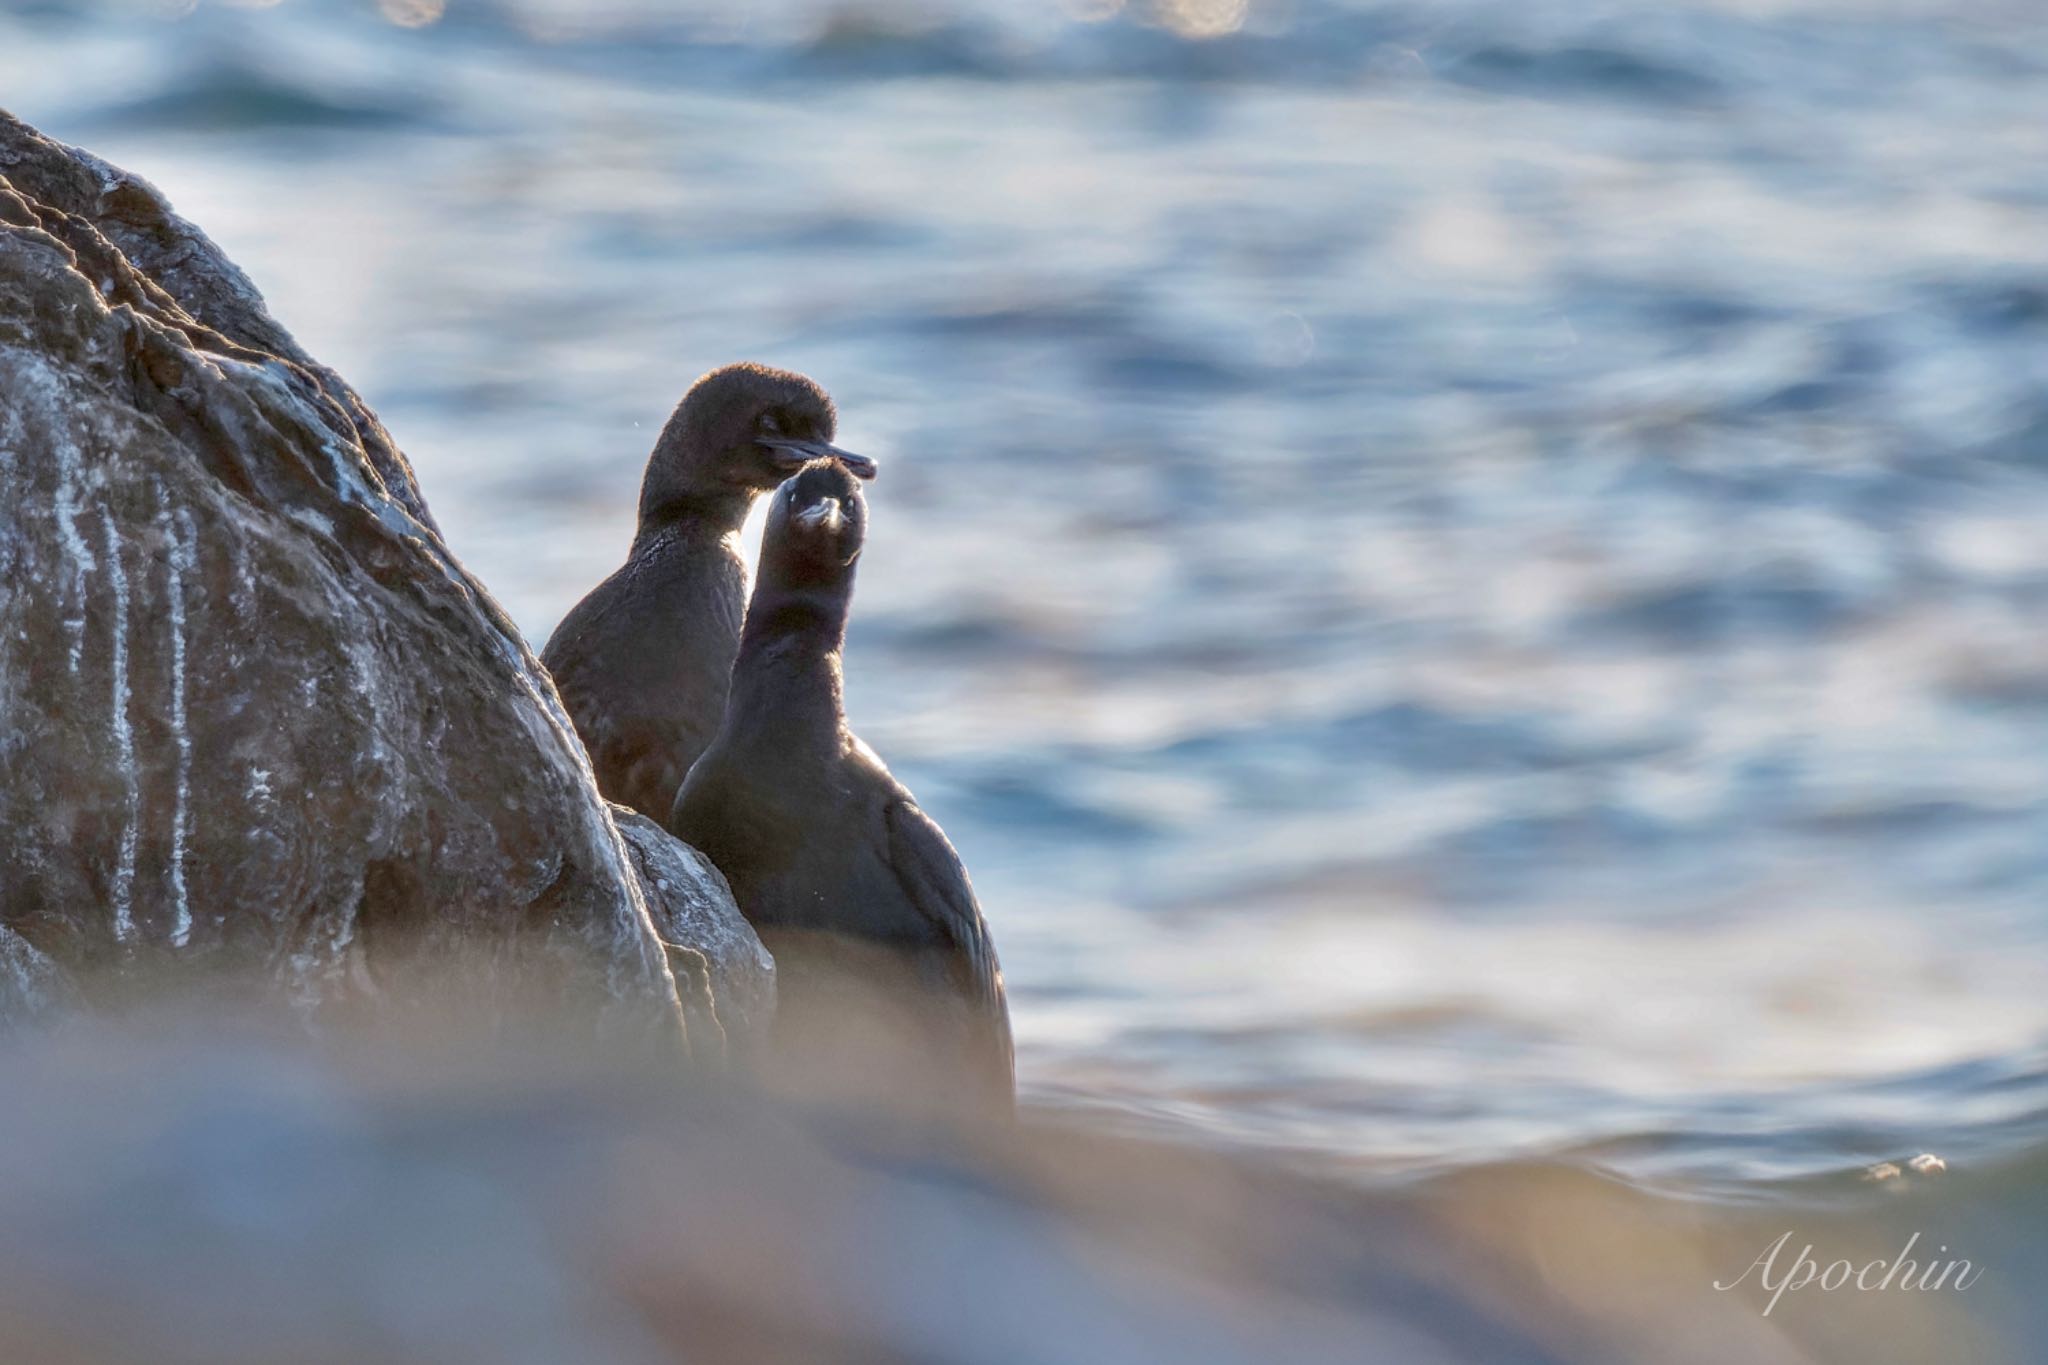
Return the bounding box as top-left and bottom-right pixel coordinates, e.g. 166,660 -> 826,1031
7,0 -> 2048,1195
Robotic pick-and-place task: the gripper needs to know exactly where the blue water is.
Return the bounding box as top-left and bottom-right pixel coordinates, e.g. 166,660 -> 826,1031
7,0 -> 2048,1193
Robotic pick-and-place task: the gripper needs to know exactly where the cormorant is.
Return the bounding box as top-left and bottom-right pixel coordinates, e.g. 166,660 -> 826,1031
669,461 -> 1014,1111
541,363 -> 873,820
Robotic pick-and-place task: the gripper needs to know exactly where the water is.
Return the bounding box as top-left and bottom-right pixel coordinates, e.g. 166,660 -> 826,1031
6,0 -> 2048,1198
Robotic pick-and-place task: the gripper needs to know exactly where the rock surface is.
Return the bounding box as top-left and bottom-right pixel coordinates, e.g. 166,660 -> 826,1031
0,1023 -> 2010,1365
0,109 -> 765,1052
613,807 -> 776,1052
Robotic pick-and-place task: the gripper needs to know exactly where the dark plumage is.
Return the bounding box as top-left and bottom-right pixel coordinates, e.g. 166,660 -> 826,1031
669,462 -> 1014,1111
541,364 -> 874,820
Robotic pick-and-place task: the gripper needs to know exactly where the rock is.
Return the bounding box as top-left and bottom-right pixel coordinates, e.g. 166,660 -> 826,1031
0,110 -> 436,536
0,109 -> 765,1053
613,807 -> 776,1053
0,922 -> 72,1028
0,1027 -> 1543,1365
0,1022 -> 2008,1365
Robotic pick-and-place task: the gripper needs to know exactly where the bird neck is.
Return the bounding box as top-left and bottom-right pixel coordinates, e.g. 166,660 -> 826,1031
636,480 -> 754,539
725,586 -> 851,748
637,434 -> 754,536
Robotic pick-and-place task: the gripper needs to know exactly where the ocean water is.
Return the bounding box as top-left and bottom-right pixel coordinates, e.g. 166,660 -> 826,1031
6,0 -> 2048,1202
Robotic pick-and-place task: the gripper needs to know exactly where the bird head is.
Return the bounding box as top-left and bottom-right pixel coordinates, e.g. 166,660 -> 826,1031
640,362 -> 874,524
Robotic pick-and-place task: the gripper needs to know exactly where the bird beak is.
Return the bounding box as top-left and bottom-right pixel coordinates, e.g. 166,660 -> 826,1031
759,437 -> 878,480
794,497 -> 847,534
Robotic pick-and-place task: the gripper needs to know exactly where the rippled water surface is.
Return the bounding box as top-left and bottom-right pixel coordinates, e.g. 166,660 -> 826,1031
7,0 -> 2048,1193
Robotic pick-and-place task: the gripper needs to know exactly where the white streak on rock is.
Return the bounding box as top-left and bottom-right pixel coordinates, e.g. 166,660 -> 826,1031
348,640 -> 386,769
286,901 -> 360,1020
101,510 -> 138,944
0,418 -> 17,597
163,505 -> 197,947
0,922 -> 70,1026
286,507 -> 334,539
43,415 -> 96,672
229,528 -> 255,623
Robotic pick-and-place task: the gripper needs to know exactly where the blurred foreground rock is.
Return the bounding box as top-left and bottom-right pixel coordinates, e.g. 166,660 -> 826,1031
0,1022 -> 2017,1365
0,110 -> 764,1052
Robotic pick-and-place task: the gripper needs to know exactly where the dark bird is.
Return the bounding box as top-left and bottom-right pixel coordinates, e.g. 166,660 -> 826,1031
541,363 -> 874,821
669,461 -> 1014,1112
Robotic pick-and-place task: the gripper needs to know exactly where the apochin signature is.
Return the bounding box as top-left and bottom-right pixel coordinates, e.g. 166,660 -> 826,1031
1715,1232 -> 1983,1316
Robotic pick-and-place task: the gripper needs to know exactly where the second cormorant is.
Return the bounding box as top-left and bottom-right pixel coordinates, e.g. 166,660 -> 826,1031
669,461 -> 1014,1111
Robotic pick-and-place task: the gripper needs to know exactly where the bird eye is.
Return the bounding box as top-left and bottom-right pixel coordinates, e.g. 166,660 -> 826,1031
757,411 -> 782,436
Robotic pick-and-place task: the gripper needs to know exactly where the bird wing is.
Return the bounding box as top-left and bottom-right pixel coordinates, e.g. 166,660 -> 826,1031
883,798 -> 1014,1081
601,722 -> 693,826
543,594 -> 707,822
549,665 -> 692,823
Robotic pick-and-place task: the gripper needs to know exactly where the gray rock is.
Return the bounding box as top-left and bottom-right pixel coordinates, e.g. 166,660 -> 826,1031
0,110 -> 760,1053
5,1022 -> 1985,1365
0,108 -> 435,534
0,922 -> 72,1027
0,1028 -> 1566,1365
613,806 -> 776,1056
